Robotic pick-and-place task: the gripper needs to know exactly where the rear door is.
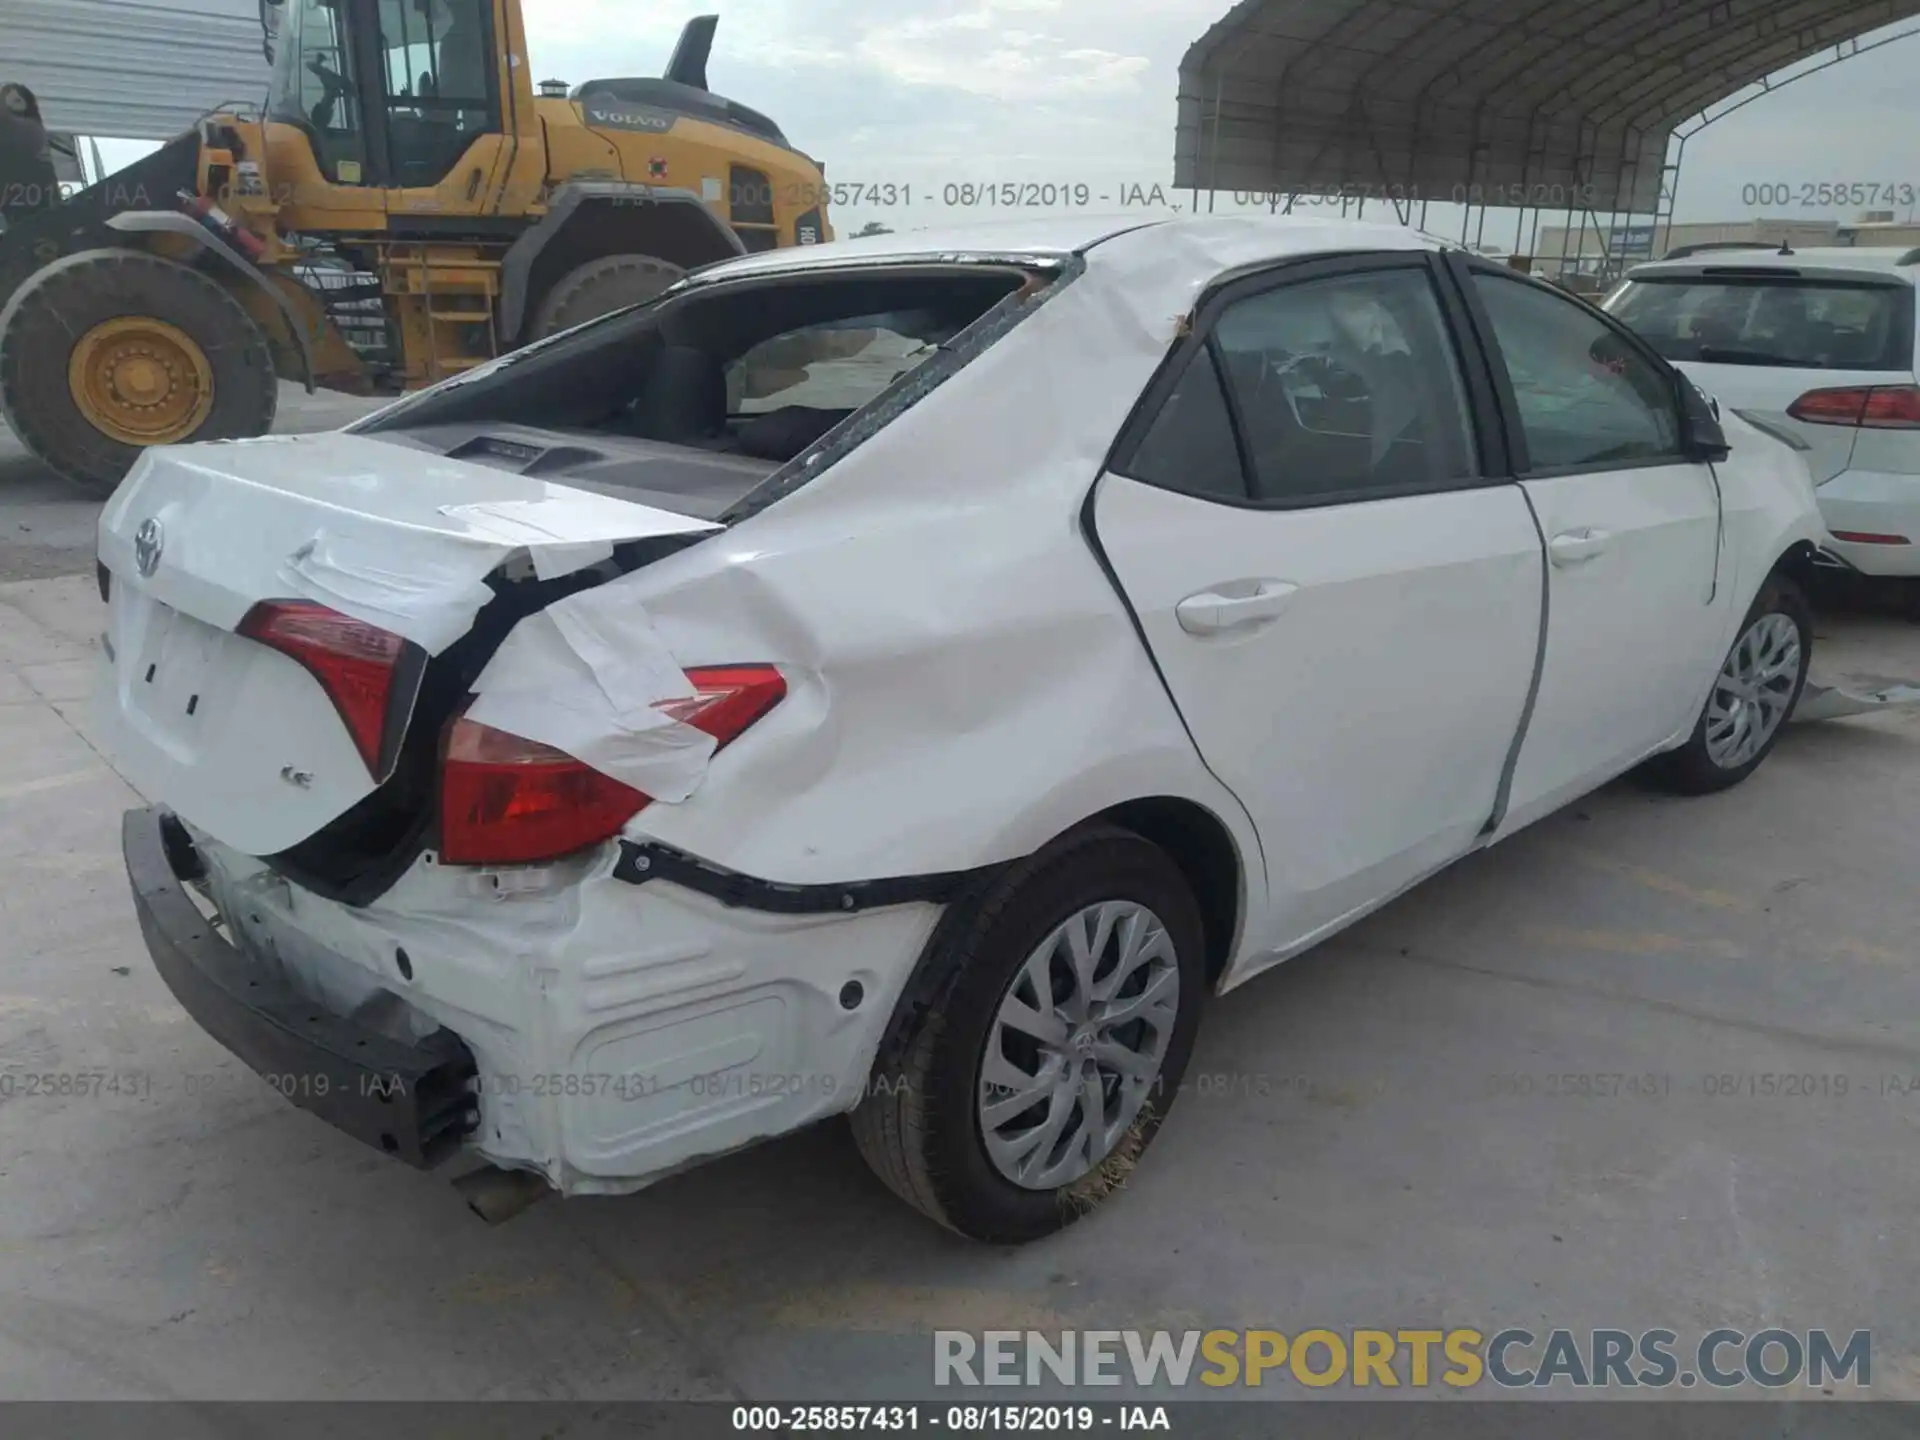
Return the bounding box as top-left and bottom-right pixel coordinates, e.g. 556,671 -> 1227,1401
1454,260 -> 1731,833
1091,253 -> 1544,957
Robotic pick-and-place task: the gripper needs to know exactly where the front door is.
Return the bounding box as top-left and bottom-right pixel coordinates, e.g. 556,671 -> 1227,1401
1092,255 -> 1544,958
1453,262 -> 1732,834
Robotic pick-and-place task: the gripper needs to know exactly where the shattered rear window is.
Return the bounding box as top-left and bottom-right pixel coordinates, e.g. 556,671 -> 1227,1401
358,262 -> 1070,480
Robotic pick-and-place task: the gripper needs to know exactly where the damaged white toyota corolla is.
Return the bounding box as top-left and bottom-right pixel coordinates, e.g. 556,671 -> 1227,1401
101,215 -> 1827,1242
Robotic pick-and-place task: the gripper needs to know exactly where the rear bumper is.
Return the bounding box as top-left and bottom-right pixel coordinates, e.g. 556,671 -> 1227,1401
123,806 -> 479,1167
1816,469 -> 1920,577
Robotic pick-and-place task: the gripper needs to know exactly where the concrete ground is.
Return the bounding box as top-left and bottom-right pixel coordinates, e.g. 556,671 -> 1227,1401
3,397 -> 1920,1402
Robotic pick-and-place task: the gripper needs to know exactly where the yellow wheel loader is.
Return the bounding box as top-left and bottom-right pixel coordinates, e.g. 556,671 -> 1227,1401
0,6 -> 832,491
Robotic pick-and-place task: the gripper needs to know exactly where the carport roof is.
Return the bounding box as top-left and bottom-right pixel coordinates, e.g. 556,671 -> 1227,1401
1175,0 -> 1920,212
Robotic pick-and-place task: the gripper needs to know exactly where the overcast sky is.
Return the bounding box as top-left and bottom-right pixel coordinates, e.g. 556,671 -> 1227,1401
516,2 -> 1920,234
84,5 -> 1920,237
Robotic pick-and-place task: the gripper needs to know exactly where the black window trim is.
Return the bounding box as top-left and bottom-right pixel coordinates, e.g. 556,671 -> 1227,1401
1443,254 -> 1697,482
1106,249 -> 1515,513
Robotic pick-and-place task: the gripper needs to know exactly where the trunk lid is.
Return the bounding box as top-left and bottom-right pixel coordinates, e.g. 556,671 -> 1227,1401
97,432 -> 718,859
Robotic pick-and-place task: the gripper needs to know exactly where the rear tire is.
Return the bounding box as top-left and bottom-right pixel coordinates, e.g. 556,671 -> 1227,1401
850,825 -> 1206,1243
0,248 -> 277,493
530,254 -> 685,340
1642,575 -> 1812,796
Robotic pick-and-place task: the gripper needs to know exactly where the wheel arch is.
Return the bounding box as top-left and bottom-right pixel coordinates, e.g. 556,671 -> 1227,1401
498,182 -> 747,345
1094,796 -> 1246,989
1767,537 -> 1824,596
100,213 -> 316,392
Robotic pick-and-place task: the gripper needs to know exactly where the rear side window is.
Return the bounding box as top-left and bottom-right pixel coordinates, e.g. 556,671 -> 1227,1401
1122,349 -> 1248,501
1213,269 -> 1477,504
1609,276 -> 1916,372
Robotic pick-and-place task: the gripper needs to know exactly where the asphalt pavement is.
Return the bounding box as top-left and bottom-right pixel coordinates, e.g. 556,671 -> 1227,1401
3,394 -> 1919,1403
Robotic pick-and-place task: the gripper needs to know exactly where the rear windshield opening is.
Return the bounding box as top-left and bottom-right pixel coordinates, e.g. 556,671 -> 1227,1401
365,266 -> 1044,466
1610,276 -> 1916,372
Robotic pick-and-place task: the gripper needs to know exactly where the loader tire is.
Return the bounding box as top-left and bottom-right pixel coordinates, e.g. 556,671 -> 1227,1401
530,254 -> 684,340
0,248 -> 277,494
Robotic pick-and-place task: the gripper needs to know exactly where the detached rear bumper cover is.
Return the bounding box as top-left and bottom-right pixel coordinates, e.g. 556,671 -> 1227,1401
123,806 -> 478,1167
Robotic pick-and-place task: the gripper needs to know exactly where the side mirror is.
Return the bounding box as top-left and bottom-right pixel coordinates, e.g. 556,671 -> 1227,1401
1678,373 -> 1730,462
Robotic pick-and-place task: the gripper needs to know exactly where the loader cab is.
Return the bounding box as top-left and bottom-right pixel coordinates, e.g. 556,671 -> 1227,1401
265,0 -> 512,194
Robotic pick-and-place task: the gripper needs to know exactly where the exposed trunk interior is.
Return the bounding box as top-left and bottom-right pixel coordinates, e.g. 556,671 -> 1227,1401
266,534 -> 701,905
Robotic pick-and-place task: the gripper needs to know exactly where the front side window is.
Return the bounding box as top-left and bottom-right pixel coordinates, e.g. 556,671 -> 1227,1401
1607,276 -> 1915,372
1473,272 -> 1682,471
1211,268 -> 1478,504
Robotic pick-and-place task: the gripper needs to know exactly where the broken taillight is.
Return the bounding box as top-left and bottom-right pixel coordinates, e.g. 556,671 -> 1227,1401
439,664 -> 786,866
238,600 -> 415,777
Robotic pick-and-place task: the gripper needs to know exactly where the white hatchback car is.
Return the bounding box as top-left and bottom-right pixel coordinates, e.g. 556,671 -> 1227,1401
1606,246 -> 1920,576
101,216 -> 1825,1243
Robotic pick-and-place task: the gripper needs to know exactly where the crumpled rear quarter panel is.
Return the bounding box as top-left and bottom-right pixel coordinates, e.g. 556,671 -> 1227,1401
521,254 -> 1265,908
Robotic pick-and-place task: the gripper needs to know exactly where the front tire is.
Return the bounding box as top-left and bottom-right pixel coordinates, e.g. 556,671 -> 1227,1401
851,826 -> 1206,1243
0,248 -> 277,493
1643,575 -> 1812,795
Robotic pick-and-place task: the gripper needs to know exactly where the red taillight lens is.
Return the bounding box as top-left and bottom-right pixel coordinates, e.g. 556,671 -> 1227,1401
653,664 -> 789,740
238,600 -> 408,776
439,720 -> 648,866
1861,386 -> 1920,427
439,664 -> 786,866
1788,385 -> 1920,428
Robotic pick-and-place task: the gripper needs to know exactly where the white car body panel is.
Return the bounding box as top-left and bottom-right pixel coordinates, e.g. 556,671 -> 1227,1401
1094,476 -> 1541,959
1497,461 -> 1729,831
1818,468 -> 1920,576
187,827 -> 943,1194
97,435 -> 717,856
100,216 -> 1828,1198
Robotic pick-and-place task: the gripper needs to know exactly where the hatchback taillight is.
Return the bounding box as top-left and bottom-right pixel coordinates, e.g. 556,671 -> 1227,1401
1787,385 -> 1920,428
238,600 -> 416,777
439,664 -> 786,866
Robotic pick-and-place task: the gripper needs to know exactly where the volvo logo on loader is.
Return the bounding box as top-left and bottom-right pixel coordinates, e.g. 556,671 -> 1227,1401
134,518 -> 164,576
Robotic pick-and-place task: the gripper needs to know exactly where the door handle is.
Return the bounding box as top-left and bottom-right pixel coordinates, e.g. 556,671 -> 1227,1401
1175,580 -> 1297,635
1548,528 -> 1611,567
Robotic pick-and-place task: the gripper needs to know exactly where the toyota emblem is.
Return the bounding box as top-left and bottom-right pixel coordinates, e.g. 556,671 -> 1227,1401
134,518 -> 164,577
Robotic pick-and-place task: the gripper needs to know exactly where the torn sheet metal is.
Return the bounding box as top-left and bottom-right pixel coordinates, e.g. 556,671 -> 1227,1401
279,529 -> 504,656
98,431 -> 719,656
466,600 -> 718,801
1793,679 -> 1920,724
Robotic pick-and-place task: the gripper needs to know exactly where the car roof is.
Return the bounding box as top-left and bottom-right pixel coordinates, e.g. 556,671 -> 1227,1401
1627,247 -> 1920,284
688,213 -> 1449,284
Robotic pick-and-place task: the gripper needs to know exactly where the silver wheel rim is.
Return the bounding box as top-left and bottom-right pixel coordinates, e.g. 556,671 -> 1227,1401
978,900 -> 1181,1191
1705,611 -> 1801,770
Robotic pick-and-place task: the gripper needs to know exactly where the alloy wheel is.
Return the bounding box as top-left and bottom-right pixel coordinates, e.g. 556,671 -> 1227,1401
1705,611 -> 1802,770
977,900 -> 1181,1190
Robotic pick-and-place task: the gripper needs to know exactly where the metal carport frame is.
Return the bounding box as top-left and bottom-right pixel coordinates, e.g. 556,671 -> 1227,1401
1176,0 -> 1920,233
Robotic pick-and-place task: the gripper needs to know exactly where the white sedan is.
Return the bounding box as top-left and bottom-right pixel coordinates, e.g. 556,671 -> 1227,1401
99,215 -> 1826,1243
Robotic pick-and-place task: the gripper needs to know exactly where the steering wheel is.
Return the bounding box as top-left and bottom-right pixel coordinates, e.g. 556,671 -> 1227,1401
306,56 -> 351,128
